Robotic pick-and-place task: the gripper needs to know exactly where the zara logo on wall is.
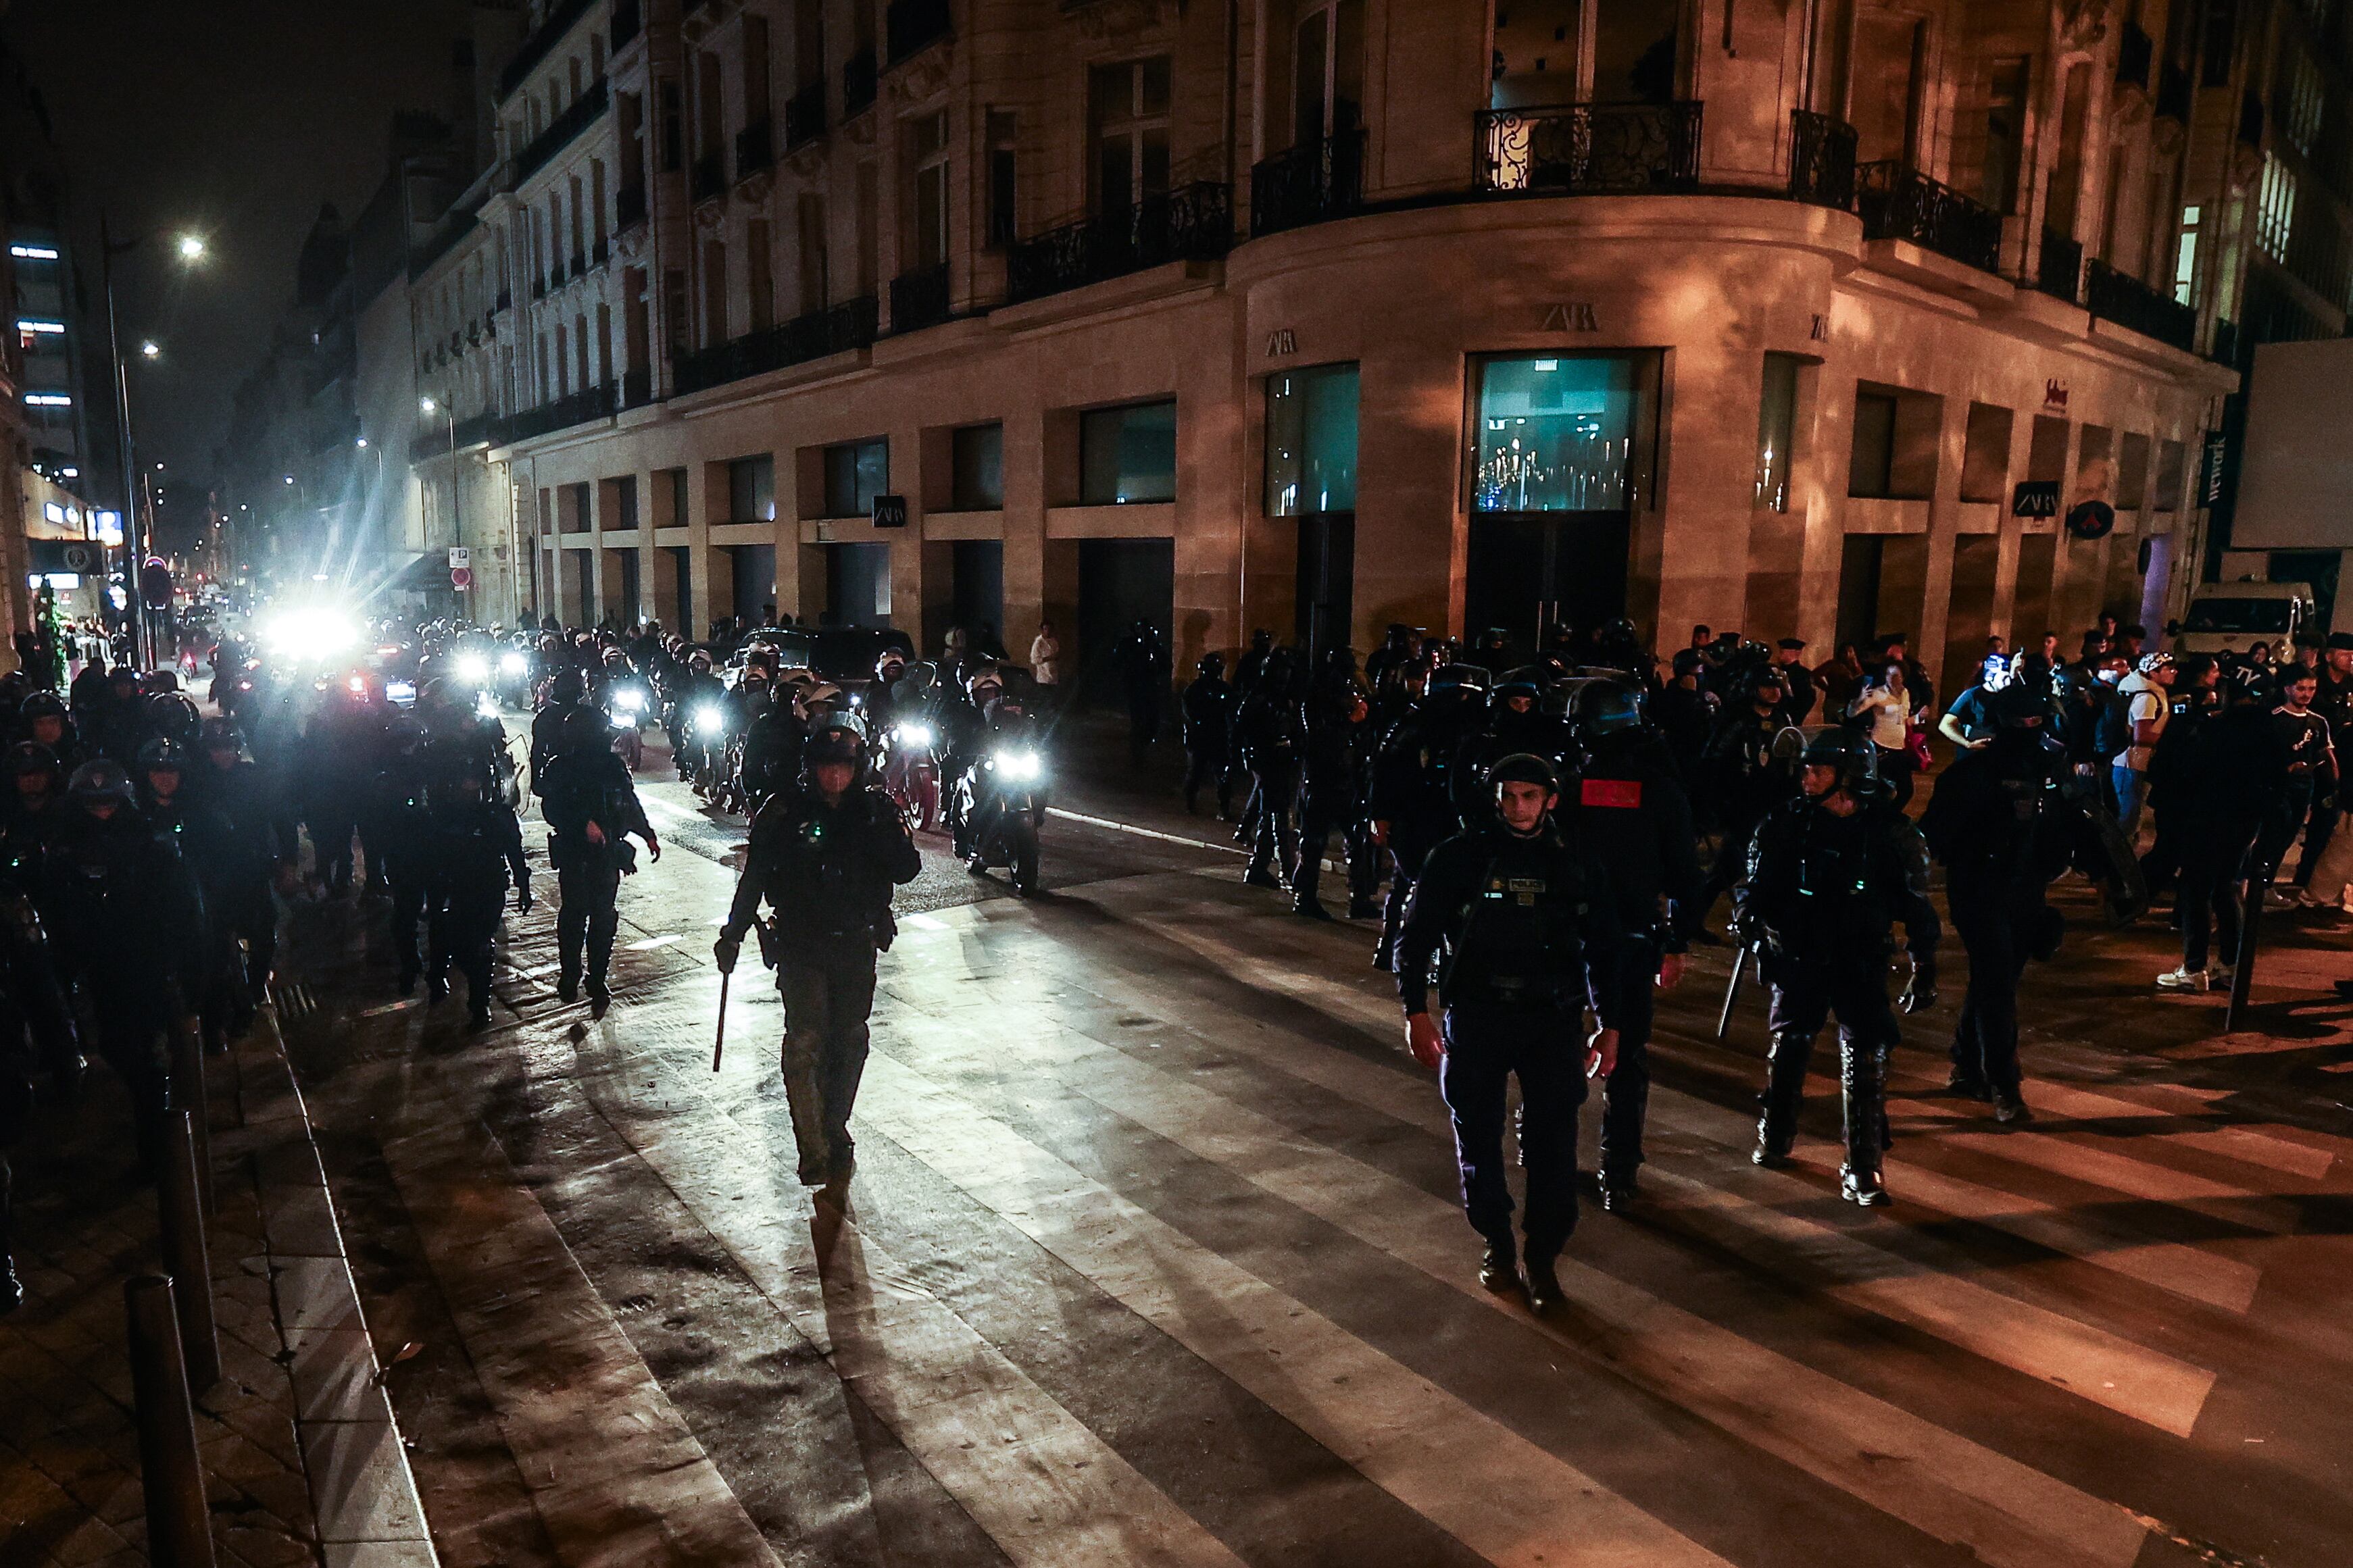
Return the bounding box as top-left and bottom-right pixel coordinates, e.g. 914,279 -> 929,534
1541,302 -> 1599,332
1264,328 -> 1297,357
2044,378 -> 2070,411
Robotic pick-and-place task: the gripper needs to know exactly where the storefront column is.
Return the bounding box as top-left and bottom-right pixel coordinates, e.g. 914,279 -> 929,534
1354,345 -> 1457,649
1652,340 -> 1758,642
1793,370 -> 1858,653
1000,403 -> 1049,667
1913,393 -> 1971,696
645,541 -> 680,633
2047,420 -> 2095,634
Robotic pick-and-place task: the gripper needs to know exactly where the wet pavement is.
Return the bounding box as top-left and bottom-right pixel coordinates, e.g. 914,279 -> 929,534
271,734 -> 2353,1568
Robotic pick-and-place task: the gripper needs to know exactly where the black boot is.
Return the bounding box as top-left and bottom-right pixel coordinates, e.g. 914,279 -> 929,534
1523,1252 -> 1565,1316
1599,1169 -> 1637,1213
1753,1032 -> 1814,1167
587,978 -> 611,1019
1991,1090 -> 2033,1124
1840,1034 -> 1891,1205
555,972 -> 578,1003
1478,1236 -> 1519,1294
0,1160 -> 18,1314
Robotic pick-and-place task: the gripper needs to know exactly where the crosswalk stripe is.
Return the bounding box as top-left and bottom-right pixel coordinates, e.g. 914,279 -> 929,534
871,971 -> 2152,1568
382,1115 -> 785,1568
1907,1078 -> 2334,1181
853,1046 -> 1740,1568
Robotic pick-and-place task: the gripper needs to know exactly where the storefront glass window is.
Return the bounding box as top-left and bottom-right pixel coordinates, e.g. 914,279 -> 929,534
1080,399 -> 1176,503
1472,354 -> 1643,512
1756,353 -> 1800,513
1266,362 -> 1359,516
823,438 -> 889,517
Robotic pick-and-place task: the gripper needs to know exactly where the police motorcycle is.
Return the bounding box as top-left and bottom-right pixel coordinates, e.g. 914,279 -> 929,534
491,634 -> 537,707
951,667 -> 1049,896
600,655 -> 655,772
876,661 -> 945,834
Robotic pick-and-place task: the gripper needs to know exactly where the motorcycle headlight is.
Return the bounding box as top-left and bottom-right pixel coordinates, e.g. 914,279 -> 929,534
385,680 -> 416,705
476,690 -> 499,719
693,705 -> 725,735
499,651 -> 528,677
454,654 -> 490,685
895,722 -> 933,747
995,749 -> 1043,781
608,708 -> 633,730
613,689 -> 645,713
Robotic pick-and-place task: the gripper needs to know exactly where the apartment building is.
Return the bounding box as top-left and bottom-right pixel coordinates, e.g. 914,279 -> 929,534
380,0 -> 2294,692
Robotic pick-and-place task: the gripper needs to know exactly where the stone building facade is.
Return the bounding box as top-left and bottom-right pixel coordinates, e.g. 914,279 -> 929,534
382,0 -> 2314,692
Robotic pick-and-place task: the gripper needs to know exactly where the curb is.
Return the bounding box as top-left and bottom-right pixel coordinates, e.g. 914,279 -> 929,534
237,1003 -> 441,1567
1045,805 -> 1348,874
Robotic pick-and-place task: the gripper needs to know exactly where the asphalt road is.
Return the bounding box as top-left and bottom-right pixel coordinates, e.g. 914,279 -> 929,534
272,728 -> 2353,1568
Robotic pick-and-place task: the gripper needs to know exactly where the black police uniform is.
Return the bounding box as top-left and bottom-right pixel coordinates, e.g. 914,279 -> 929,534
1234,655 -> 1305,888
1367,680 -> 1488,969
717,755 -> 921,1185
1920,711 -> 2075,1116
373,725 -> 436,991
1180,659 -> 1237,818
2164,690 -> 2289,977
138,751 -> 252,1053
1295,680 -> 1379,919
426,779 -> 529,1023
1698,697 -> 1795,919
539,713 -> 657,1006
1564,706 -> 1702,1200
1740,757 -> 1939,1205
1395,796 -> 1616,1286
0,872 -> 80,1312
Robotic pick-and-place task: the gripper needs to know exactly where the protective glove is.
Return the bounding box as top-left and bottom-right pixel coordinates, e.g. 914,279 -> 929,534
1403,1011 -> 1444,1071
514,882 -> 533,913
1900,958 -> 1938,1015
1585,1028 -> 1620,1079
713,934 -> 740,976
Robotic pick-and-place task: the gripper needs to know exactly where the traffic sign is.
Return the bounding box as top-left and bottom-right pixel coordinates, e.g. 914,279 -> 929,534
451,565 -> 474,590
139,557 -> 173,610
449,545 -> 470,569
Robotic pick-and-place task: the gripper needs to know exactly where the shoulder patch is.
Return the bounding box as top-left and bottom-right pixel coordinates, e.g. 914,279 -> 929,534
1581,778 -> 1642,809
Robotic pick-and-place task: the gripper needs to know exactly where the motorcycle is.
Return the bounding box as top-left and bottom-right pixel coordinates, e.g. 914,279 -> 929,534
606,681 -> 651,770
953,703 -> 1048,897
876,663 -> 944,833
685,699 -> 730,799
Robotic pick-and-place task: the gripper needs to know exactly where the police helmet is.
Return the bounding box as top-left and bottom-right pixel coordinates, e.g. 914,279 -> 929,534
966,663 -> 1005,701
549,667 -> 587,705
1427,663 -> 1489,698
874,647 -> 908,678
1577,680 -> 1646,736
804,713 -> 870,768
1491,668 -> 1547,709
8,741 -> 59,782
1487,753 -> 1560,792
200,716 -> 243,754
136,736 -> 189,774
1800,731 -> 1878,791
20,691 -> 66,724
1197,652 -> 1225,678
0,671 -> 30,709
145,691 -> 202,747
67,758 -> 135,809
555,702 -> 606,753
1670,649 -> 1706,679
105,665 -> 141,689
387,715 -> 428,754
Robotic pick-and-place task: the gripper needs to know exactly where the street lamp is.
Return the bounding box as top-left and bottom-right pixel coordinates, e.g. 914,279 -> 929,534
101,213 -> 211,668
176,234 -> 205,262
139,339 -> 159,359
421,395 -> 463,604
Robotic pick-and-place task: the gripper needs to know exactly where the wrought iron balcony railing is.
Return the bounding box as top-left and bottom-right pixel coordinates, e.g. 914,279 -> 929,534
1250,130 -> 1365,236
785,81 -> 826,148
622,368 -> 653,408
887,0 -> 951,62
497,382 -> 618,445
1787,110 -> 1857,209
1006,182 -> 1233,305
2035,228 -> 2083,301
515,77 -> 609,182
890,264 -> 953,332
1474,101 -> 1702,195
498,0 -> 595,98
1854,159 -> 2002,273
670,298 -> 880,397
736,119 -> 774,182
2085,258 -> 2197,351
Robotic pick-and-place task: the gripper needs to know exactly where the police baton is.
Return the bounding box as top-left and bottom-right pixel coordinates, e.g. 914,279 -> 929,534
712,969 -> 730,1072
1716,944 -> 1748,1039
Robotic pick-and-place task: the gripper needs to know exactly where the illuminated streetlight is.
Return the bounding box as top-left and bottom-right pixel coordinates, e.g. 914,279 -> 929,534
282,475 -> 293,485
355,437 -> 368,449
419,396 -> 437,415
176,234 -> 206,262
139,339 -> 159,359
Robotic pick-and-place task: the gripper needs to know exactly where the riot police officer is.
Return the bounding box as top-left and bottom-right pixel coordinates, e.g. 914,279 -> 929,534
1739,734 -> 1939,1205
194,717 -> 290,1006
528,665 -> 591,800
1562,683 -> 1703,1209
1295,671 -> 1379,920
425,761 -> 530,1027
1234,649 -> 1304,890
18,691 -> 83,774
1368,665 -> 1489,969
1696,669 -> 1798,925
1394,753 -> 1620,1315
0,865 -> 80,1311
539,704 -> 661,1013
373,718 -> 436,994
714,716 -> 921,1187
1180,653 -> 1237,818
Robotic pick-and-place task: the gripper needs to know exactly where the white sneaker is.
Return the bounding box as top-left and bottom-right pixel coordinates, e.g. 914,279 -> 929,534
2156,967 -> 2209,992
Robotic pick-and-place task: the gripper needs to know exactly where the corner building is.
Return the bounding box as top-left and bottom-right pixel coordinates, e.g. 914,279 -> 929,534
432,0 -> 2249,692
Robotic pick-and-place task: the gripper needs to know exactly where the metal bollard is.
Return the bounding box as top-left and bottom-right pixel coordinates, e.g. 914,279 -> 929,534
156,1109 -> 222,1392
124,1274 -> 218,1568
168,1017 -> 214,1217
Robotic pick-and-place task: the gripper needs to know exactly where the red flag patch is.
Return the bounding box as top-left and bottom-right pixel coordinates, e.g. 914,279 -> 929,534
1580,778 -> 1643,809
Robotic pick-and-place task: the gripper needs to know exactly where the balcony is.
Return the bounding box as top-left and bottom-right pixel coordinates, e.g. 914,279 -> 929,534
887,0 -> 951,62
785,81 -> 826,147
736,119 -> 774,182
499,382 -> 619,445
610,0 -> 642,53
889,263 -> 952,332
691,150 -> 726,205
497,0 -> 596,98
549,268 -> 568,293
622,367 -> 652,408
616,184 -> 647,232
1474,101 -> 1702,195
2116,21 -> 2152,88
592,237 -> 610,267
495,287 -> 513,311
1787,110 -> 1856,210
670,297 -> 880,397
844,48 -> 878,117
1854,161 -> 2002,273
515,77 -> 609,182
570,251 -> 587,279
1250,130 -> 1364,237
531,278 -> 548,301
1008,182 -> 1233,305
2085,258 -> 2197,352
410,409 -> 504,463
2035,228 -> 2083,302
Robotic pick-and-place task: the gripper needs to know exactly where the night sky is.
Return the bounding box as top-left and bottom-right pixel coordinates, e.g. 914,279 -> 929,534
3,0 -> 466,498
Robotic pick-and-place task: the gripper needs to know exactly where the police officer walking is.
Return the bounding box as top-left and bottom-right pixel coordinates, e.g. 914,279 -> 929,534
1394,754 -> 1619,1314
539,705 -> 661,1013
714,716 -> 920,1187
1234,649 -> 1304,890
0,859 -> 78,1311
426,762 -> 530,1027
1739,734 -> 1939,1205
1179,653 -> 1237,819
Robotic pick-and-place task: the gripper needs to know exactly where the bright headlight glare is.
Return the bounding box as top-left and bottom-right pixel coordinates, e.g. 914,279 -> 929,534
262,607 -> 357,661
693,705 -> 725,734
994,749 -> 1042,780
608,709 -> 633,729
454,653 -> 490,684
613,689 -> 645,712
476,691 -> 499,718
499,651 -> 528,676
385,680 -> 416,704
895,722 -> 933,747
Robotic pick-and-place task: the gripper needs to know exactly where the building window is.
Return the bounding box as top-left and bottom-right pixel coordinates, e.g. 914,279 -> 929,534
1265,363 -> 1358,516
909,109 -> 950,270
822,438 -> 889,516
727,455 -> 774,522
658,80 -> 683,172
2155,440 -> 2185,511
2174,204 -> 2202,305
951,423 -> 1004,509
1291,0 -> 1364,147
1470,354 -> 1644,513
1850,391 -> 1899,498
1755,353 -> 1800,513
2279,45 -> 2325,155
986,109 -> 1018,247
2257,154 -> 2296,260
614,474 -> 639,530
1088,57 -> 1170,217
1080,400 -> 1177,504
1981,55 -> 2029,213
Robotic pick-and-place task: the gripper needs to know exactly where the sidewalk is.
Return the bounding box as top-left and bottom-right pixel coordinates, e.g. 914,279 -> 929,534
0,992 -> 434,1567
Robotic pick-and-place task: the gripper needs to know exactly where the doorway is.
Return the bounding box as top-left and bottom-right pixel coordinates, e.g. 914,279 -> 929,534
1294,513 -> 1355,661
824,542 -> 892,628
1076,537 -> 1174,705
1465,513 -> 1631,663
951,540 -> 1005,654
